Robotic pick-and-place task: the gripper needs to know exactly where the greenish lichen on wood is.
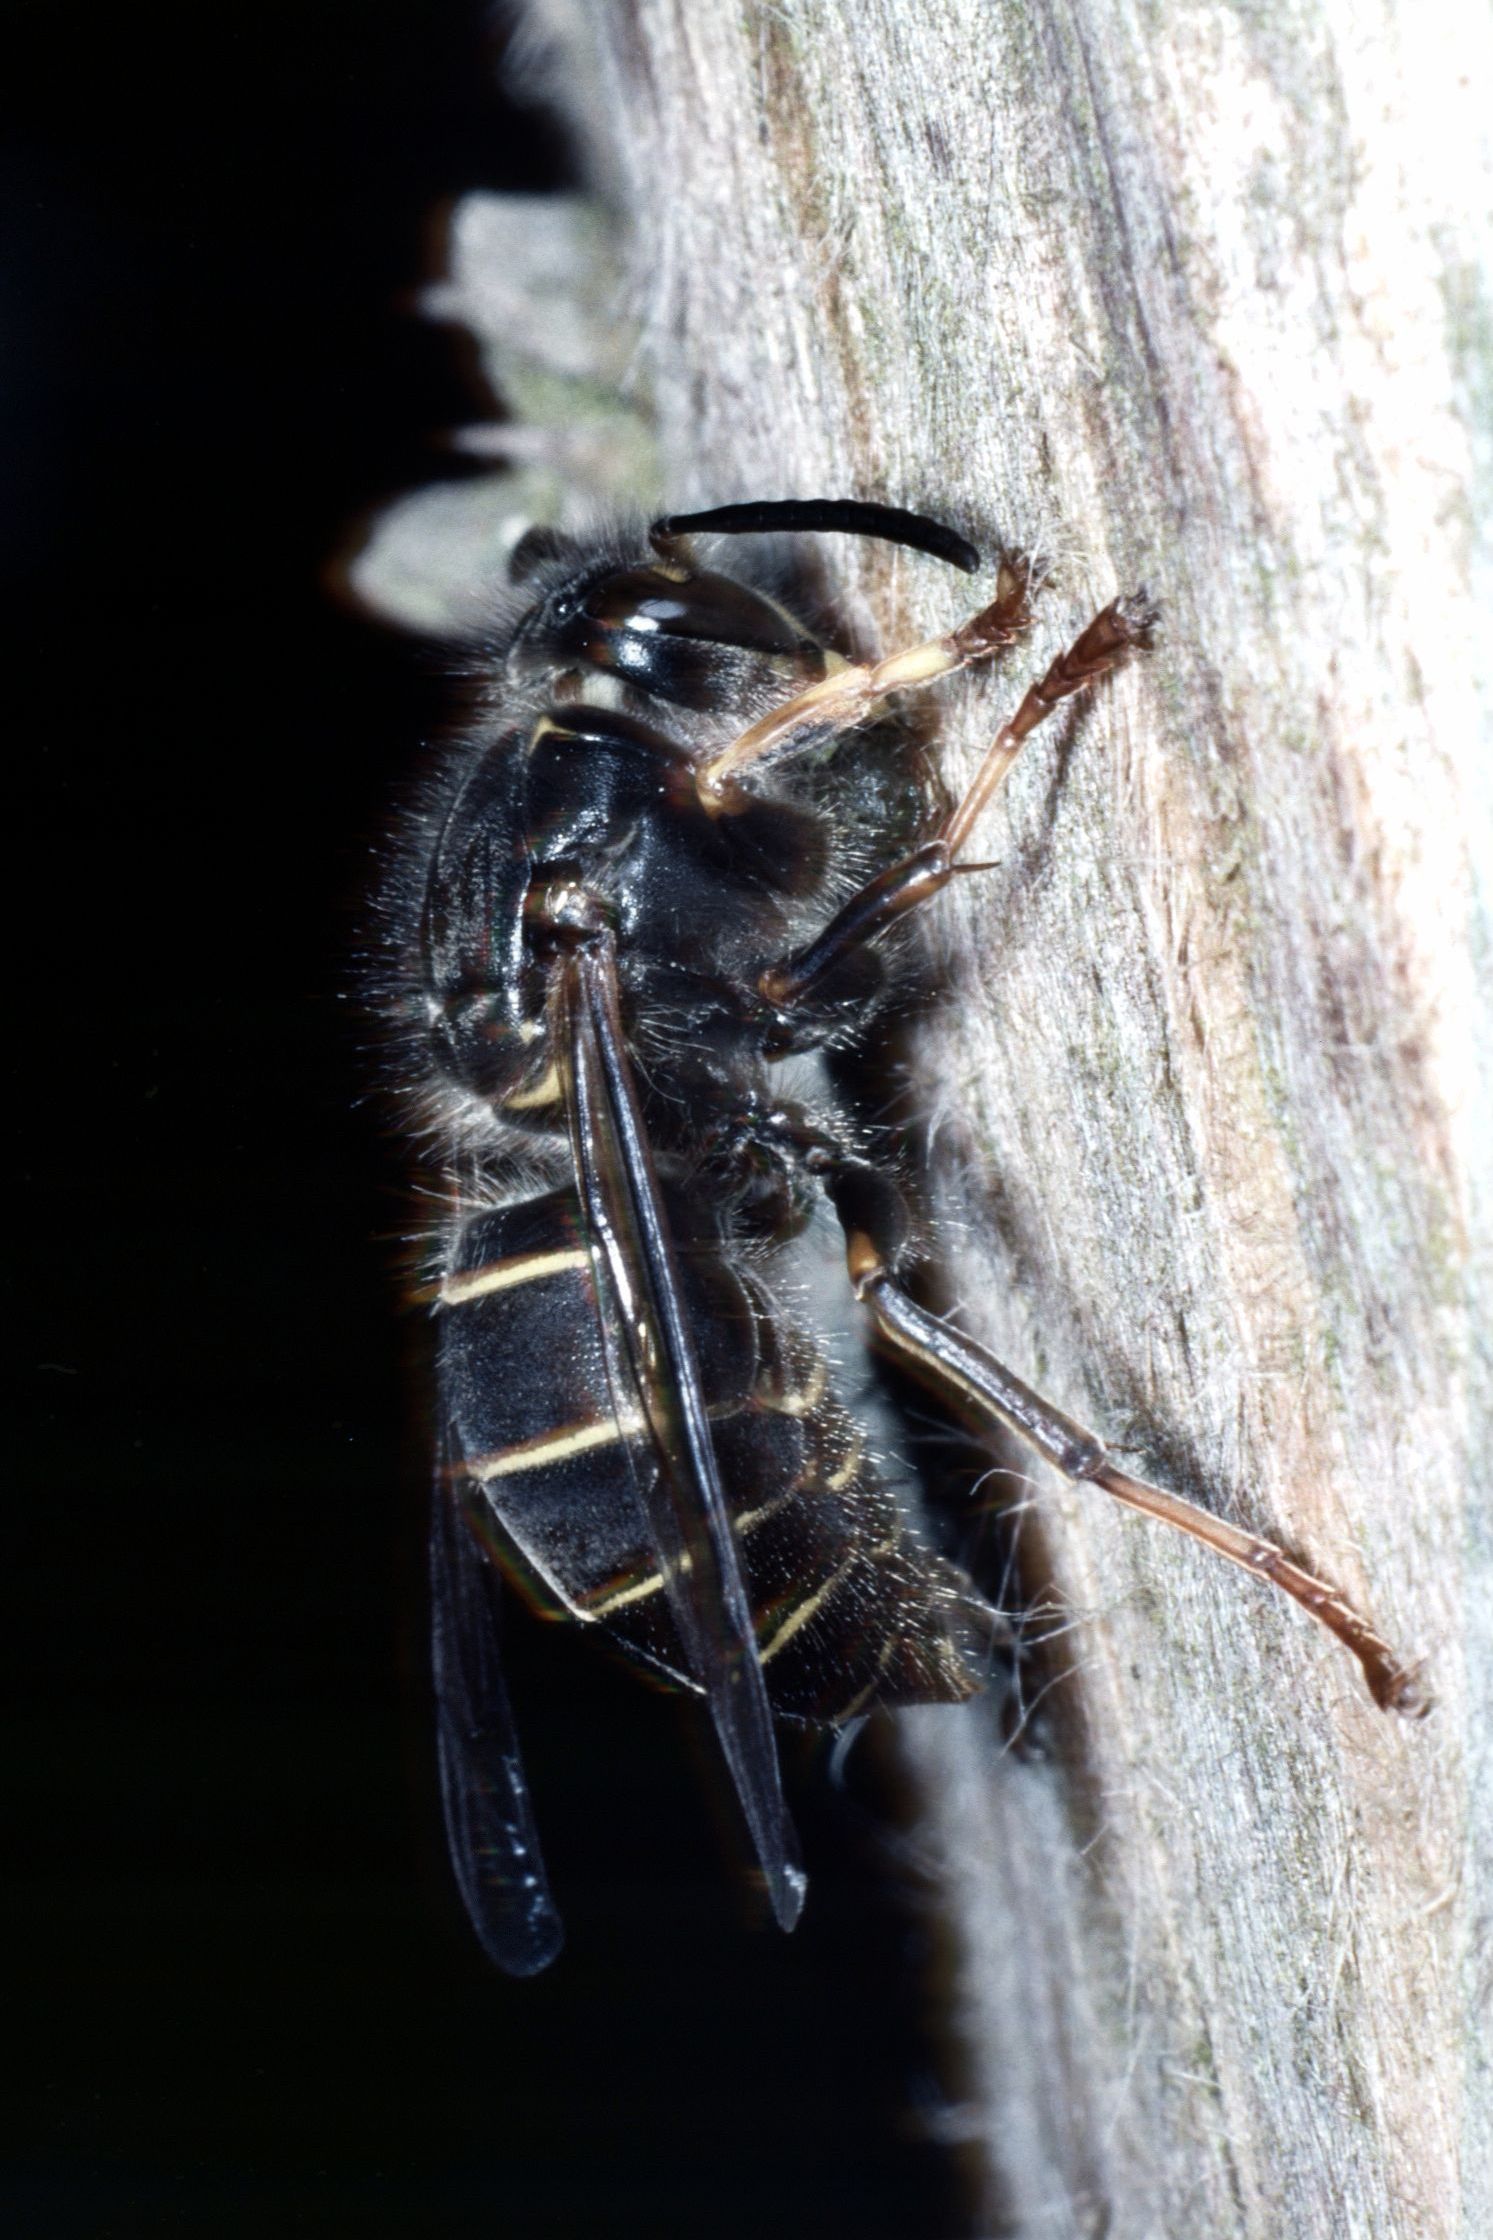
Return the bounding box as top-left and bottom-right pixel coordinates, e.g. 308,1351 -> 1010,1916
350,194 -> 660,634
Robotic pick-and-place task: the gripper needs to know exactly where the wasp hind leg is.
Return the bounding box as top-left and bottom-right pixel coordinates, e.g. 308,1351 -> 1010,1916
790,1133 -> 1430,1721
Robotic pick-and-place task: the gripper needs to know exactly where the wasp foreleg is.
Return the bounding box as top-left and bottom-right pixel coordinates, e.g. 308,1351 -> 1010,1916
698,558 -> 1034,811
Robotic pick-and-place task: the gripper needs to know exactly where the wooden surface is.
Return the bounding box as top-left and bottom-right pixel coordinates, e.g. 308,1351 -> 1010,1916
383,3 -> 1488,2230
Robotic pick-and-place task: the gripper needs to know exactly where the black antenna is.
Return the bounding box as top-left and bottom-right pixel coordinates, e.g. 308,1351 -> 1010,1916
649,499 -> 981,576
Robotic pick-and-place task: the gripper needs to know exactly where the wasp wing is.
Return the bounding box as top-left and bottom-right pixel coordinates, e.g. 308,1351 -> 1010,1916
430,1452 -> 564,1974
556,939 -> 806,1933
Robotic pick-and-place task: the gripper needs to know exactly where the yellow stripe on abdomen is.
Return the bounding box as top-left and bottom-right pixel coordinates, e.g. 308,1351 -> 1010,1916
469,1412 -> 646,1481
438,1245 -> 589,1307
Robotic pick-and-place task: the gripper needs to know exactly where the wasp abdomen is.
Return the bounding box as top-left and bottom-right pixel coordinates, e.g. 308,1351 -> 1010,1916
439,1188 -> 985,1723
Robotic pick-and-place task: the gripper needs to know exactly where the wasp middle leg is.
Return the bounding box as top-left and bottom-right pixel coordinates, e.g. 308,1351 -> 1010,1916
756,592 -> 1157,1013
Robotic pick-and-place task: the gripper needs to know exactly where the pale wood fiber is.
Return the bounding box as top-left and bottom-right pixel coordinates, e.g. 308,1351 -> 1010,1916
423,4 -> 1491,2229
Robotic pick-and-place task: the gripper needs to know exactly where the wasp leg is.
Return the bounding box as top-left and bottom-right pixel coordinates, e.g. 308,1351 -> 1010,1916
697,557 -> 1034,812
790,1136 -> 1429,1721
758,593 -> 1156,1010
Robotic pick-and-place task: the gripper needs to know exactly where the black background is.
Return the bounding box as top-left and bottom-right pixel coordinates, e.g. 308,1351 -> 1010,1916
10,4 -> 972,2233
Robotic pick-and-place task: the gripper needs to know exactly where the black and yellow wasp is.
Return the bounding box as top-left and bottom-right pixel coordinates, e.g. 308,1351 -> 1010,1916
379,498 -> 1423,1973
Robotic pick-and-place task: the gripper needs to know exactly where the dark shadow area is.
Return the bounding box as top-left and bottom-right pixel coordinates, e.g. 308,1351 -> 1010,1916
7,5 -> 969,2234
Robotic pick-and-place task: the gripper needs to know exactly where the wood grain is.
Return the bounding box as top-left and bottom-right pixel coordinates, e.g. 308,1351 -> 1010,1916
385,4 -> 1490,2229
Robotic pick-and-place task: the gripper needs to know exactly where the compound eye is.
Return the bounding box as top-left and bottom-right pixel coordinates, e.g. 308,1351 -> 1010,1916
510,557 -> 827,709
566,567 -> 824,707
580,569 -> 807,655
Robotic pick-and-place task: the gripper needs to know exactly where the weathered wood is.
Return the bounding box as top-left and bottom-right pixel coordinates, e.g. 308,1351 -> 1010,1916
370,3 -> 1491,2229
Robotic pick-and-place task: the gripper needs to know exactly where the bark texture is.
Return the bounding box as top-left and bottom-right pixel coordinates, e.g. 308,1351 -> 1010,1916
381,4 -> 1491,2231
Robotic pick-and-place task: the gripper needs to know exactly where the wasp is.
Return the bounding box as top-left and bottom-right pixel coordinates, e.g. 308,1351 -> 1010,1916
380,497 -> 1426,1974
